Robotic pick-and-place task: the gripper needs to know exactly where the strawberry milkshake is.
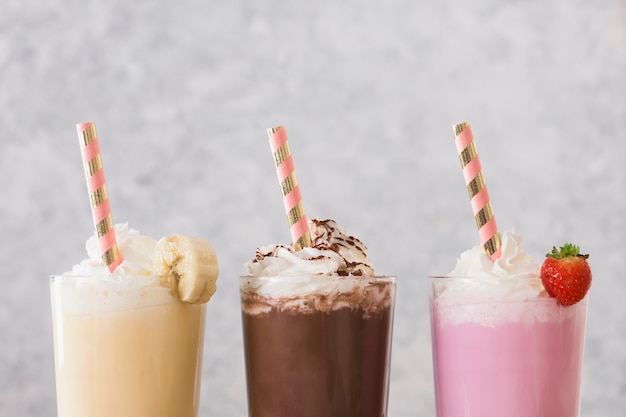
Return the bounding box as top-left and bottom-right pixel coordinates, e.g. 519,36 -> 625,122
429,231 -> 589,417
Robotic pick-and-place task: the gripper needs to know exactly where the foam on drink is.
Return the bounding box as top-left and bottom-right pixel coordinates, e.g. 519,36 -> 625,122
242,219 -> 394,316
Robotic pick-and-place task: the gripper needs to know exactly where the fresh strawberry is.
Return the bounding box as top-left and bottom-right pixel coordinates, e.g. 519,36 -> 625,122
540,243 -> 592,306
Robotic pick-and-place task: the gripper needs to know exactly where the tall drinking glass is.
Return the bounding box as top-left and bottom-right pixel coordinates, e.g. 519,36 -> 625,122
50,274 -> 207,417
429,275 -> 587,417
240,275 -> 396,417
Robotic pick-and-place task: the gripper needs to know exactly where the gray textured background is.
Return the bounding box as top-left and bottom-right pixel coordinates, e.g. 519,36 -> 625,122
1,1 -> 625,416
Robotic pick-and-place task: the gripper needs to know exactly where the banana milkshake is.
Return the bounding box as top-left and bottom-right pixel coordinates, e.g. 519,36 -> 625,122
51,224 -> 219,417
241,219 -> 396,417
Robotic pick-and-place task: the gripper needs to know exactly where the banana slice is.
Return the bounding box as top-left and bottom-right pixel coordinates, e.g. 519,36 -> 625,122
153,235 -> 219,304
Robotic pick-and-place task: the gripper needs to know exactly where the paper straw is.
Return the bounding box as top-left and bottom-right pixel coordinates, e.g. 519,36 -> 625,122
76,122 -> 123,272
267,126 -> 312,250
453,122 -> 502,261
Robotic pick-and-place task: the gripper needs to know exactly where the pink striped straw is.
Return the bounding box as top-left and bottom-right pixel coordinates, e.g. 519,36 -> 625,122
267,126 -> 312,250
76,122 -> 123,272
453,122 -> 502,261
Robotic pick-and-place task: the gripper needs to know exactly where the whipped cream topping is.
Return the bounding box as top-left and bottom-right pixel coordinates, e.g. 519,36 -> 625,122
65,223 -> 157,279
433,230 -> 548,310
449,230 -> 540,278
245,219 -> 375,277
56,224 -> 176,314
241,219 -> 391,315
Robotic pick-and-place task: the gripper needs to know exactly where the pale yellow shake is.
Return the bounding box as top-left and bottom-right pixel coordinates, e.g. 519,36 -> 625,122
51,224 -> 218,417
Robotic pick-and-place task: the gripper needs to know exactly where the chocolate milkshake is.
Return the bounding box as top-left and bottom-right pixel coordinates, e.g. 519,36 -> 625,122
240,220 -> 396,417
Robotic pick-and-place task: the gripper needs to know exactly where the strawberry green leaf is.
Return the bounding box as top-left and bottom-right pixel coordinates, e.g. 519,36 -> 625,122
546,243 -> 589,260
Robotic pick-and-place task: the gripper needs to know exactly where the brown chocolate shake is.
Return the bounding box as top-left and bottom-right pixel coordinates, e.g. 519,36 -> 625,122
242,297 -> 394,416
240,220 -> 396,417
240,275 -> 396,417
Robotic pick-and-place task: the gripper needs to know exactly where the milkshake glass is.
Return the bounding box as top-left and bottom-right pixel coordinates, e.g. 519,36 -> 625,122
429,274 -> 587,417
50,274 -> 207,417
240,274 -> 396,417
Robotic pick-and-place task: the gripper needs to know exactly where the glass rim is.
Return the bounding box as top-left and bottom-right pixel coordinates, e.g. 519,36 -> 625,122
239,274 -> 396,281
428,273 -> 540,280
50,274 -> 165,283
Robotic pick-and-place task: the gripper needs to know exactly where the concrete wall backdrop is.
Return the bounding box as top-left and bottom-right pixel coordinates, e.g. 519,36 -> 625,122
1,1 -> 625,416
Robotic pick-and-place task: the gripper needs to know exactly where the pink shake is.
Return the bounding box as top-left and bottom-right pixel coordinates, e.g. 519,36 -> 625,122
430,288 -> 587,417
429,231 -> 588,417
